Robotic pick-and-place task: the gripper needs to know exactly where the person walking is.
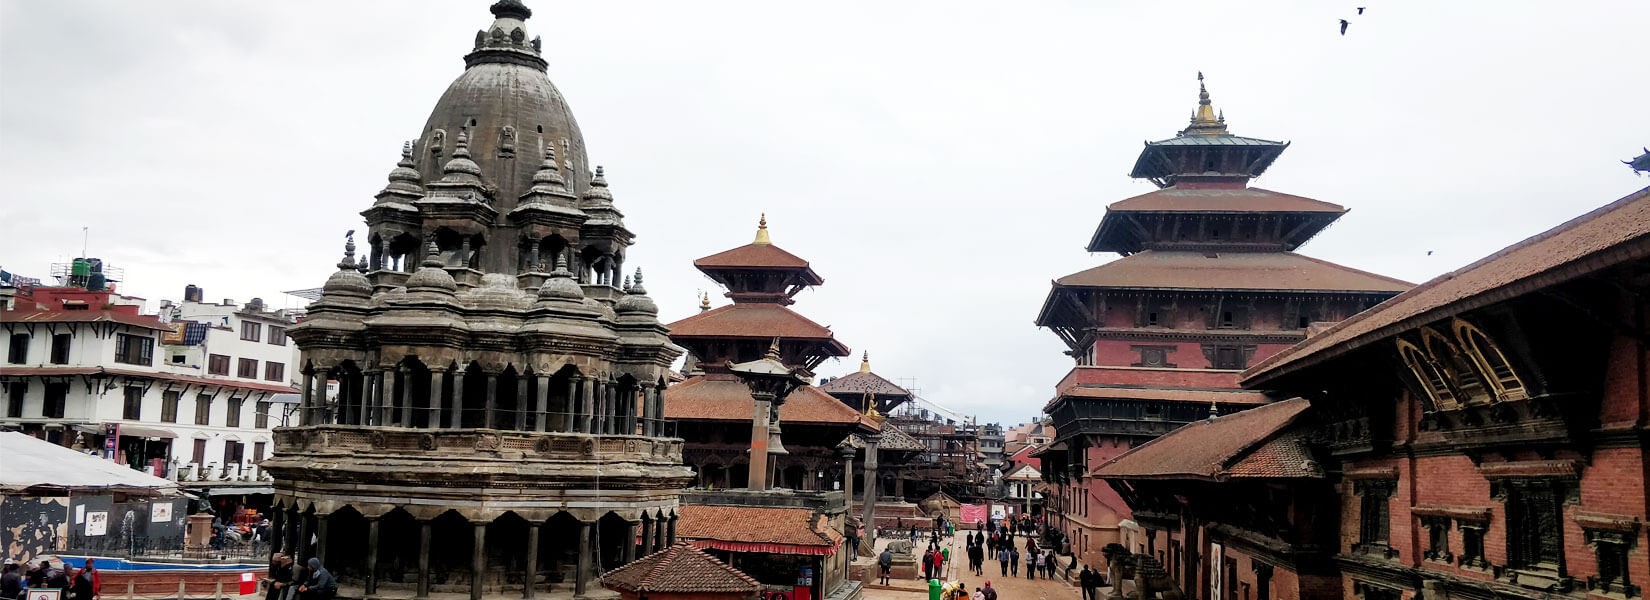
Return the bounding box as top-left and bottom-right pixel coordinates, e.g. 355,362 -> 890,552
296,558 -> 336,600
70,559 -> 100,600
1008,547 -> 1019,577
1079,565 -> 1097,600
980,581 -> 997,600
995,547 -> 1010,577
1028,550 -> 1040,580
878,549 -> 893,586
921,549 -> 935,581
967,543 -> 984,576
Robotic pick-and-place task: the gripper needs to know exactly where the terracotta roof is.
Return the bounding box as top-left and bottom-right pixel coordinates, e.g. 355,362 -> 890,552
1052,250 -> 1412,293
666,303 -> 844,345
1106,187 -> 1346,214
601,543 -> 759,594
676,504 -> 842,548
1244,186 -> 1650,386
694,244 -> 823,280
1055,385 -> 1270,406
0,366 -> 298,395
819,370 -> 910,396
1090,398 -> 1318,481
665,374 -> 877,430
1,310 -> 169,330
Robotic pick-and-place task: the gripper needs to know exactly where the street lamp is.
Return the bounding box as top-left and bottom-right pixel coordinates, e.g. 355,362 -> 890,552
729,338 -> 810,491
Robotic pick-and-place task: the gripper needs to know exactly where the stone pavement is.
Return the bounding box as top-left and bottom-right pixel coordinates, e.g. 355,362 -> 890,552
856,529 -> 1090,600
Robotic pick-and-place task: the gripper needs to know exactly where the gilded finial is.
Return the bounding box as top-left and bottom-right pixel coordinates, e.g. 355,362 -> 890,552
1184,71 -> 1230,137
699,291 -> 711,312
753,212 -> 771,245
765,337 -> 782,361
859,351 -> 871,373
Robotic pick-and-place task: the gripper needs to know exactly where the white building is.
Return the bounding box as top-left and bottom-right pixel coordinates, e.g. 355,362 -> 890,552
1,284 -> 301,486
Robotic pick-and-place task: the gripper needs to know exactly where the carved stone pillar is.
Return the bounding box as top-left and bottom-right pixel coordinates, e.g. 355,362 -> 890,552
417,521 -> 432,600
398,365 -> 414,426
269,505 -> 285,556
861,433 -> 882,546
484,372 -> 498,429
575,521 -> 592,596
450,371 -> 466,428
381,368 -> 398,427
523,523 -> 540,599
315,513 -> 330,566
622,521 -> 637,563
639,515 -> 654,558
295,511 -> 312,562
365,517 -> 381,597
471,522 -> 486,600
534,375 -> 550,433
515,375 -> 529,431
576,376 -> 592,433
653,516 -> 666,553
640,384 -> 656,436
666,514 -> 677,547
840,445 -> 856,504
299,370 -> 315,426
428,371 -> 445,429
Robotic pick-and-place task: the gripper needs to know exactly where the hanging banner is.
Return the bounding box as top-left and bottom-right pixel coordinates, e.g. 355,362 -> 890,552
959,503 -> 987,525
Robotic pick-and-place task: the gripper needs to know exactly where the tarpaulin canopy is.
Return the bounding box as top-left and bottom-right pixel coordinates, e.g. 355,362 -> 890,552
0,432 -> 179,494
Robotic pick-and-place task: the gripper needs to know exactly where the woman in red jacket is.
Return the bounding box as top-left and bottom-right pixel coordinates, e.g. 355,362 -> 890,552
70,559 -> 100,600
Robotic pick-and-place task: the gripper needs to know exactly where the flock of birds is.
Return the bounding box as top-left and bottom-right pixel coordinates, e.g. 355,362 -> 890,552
1339,6 -> 1367,35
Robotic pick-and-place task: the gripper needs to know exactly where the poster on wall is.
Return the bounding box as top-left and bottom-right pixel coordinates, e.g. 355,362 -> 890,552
151,502 -> 173,523
990,505 -> 1007,520
26,590 -> 61,600
0,496 -> 70,562
84,511 -> 108,537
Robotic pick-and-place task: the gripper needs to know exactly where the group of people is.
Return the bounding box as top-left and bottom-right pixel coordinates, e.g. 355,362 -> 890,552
263,553 -> 337,600
0,557 -> 100,600
939,579 -> 996,600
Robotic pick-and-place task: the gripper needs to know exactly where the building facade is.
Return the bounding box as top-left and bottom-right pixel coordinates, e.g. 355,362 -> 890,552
259,3 -> 689,599
1035,77 -> 1410,569
1098,186 -> 1650,600
2,283 -> 297,483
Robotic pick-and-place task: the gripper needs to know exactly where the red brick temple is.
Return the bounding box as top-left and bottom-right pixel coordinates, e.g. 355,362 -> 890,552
1098,186 -> 1649,600
1034,75 -> 1410,569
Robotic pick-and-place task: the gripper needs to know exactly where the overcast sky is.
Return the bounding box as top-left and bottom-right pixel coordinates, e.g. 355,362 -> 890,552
3,1 -> 1646,427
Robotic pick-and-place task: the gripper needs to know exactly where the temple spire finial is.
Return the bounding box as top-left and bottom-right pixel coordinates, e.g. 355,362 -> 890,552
753,212 -> 771,245
1184,72 -> 1230,136
765,337 -> 782,361
699,291 -> 712,312
859,351 -> 871,373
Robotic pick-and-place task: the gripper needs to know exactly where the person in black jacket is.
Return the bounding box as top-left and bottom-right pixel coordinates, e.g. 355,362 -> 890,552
297,558 -> 335,600
265,554 -> 295,600
1,561 -> 24,600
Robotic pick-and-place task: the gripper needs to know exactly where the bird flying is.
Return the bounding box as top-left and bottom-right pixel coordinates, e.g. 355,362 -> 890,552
1357,6 -> 1366,14
1339,19 -> 1350,35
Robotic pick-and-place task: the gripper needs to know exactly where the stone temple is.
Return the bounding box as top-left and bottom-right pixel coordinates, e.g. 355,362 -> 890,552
259,2 -> 689,599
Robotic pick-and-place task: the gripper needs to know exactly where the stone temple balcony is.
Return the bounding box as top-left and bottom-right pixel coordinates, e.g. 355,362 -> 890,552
273,424 -> 683,463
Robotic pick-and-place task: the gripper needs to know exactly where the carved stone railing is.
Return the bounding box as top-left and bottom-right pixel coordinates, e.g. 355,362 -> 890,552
272,424 -> 684,464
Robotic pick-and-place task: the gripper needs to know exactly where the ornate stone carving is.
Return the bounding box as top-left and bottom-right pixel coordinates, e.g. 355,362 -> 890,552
476,432 -> 502,451
419,433 -> 438,451
582,438 -> 596,456
370,432 -> 388,449
535,437 -> 552,454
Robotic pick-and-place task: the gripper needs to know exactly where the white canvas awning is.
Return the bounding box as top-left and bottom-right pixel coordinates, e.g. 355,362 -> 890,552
0,431 -> 179,494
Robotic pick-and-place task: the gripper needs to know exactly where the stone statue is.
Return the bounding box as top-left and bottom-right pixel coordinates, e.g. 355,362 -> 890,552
1102,544 -> 1183,600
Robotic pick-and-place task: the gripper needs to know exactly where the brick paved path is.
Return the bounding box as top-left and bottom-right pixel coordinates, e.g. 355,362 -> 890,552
859,530 -> 1088,600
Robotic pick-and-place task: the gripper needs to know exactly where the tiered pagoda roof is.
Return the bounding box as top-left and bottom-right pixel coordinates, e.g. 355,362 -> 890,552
819,352 -> 914,414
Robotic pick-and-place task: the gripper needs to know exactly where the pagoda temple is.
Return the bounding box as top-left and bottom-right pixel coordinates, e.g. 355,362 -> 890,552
663,216 -> 877,490
262,3 -> 688,599
1034,74 -> 1411,569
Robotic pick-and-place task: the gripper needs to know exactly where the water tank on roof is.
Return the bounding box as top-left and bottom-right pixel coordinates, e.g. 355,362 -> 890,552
87,273 -> 107,291
71,258 -> 90,277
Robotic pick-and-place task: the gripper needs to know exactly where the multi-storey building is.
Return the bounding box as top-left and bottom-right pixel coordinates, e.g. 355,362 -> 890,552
1097,186 -> 1649,600
1,281 -> 297,482
1035,77 -> 1409,568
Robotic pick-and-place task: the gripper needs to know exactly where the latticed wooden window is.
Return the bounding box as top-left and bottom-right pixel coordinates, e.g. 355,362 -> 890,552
1355,480 -> 1395,551
1458,522 -> 1489,568
1506,480 -> 1564,571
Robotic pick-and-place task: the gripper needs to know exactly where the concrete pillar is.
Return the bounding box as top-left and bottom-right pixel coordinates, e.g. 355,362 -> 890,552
534,375 -> 550,433
748,396 -> 772,490
471,522 -> 487,600
428,371 -> 445,429
524,524 -> 540,599
575,521 -> 592,596
417,521 -> 432,600
484,373 -> 498,429
365,517 -> 380,597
